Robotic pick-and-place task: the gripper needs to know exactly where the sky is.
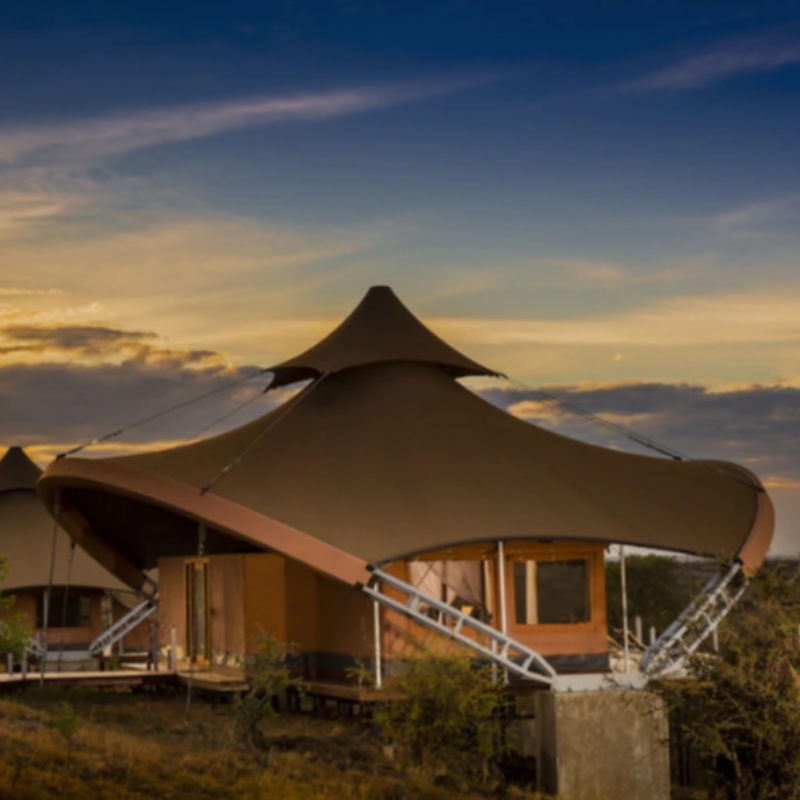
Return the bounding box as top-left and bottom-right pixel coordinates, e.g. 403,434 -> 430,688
1,1 -> 799,553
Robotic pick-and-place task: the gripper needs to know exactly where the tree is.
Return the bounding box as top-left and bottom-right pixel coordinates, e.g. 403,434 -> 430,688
0,555 -> 30,661
374,653 -> 506,789
606,554 -> 693,637
655,566 -> 800,800
231,630 -> 303,757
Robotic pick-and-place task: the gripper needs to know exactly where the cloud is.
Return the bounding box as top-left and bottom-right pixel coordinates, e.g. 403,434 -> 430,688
622,27 -> 800,92
0,314 -> 289,456
0,287 -> 64,298
0,76 -> 495,166
0,318 -> 237,371
709,195 -> 800,239
432,286 -> 800,349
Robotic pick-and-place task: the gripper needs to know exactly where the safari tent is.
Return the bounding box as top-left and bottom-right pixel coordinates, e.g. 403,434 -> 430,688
0,446 -> 148,655
38,287 -> 774,682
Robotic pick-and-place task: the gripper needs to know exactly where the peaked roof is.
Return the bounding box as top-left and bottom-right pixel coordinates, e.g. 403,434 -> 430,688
0,446 -> 41,493
0,446 -> 129,592
38,287 -> 774,592
267,285 -> 498,388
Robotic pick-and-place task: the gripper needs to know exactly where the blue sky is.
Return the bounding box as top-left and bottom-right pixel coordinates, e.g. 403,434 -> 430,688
2,1 -> 800,551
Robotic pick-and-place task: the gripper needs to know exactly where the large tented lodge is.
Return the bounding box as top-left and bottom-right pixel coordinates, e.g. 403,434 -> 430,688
35,286 -> 774,681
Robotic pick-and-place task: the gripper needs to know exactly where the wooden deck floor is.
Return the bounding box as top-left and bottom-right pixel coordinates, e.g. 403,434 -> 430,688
0,669 -> 175,693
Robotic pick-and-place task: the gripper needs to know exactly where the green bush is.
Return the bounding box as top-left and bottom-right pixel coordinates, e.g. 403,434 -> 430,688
655,566 -> 800,800
375,654 -> 506,789
232,630 -> 304,757
47,702 -> 80,762
0,555 -> 31,661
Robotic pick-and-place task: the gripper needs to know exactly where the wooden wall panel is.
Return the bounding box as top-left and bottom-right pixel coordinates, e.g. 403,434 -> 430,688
157,557 -> 185,655
243,554 -> 286,649
209,554 -> 245,661
315,573 -> 373,658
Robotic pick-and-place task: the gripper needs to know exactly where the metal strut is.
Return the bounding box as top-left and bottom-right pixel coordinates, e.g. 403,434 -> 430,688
88,596 -> 158,656
641,561 -> 748,676
362,567 -> 556,683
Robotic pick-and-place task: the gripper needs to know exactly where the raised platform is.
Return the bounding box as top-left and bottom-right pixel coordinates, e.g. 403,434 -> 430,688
0,668 -> 175,693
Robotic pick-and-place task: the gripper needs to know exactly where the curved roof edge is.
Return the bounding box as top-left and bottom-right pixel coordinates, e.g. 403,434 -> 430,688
38,457 -> 371,589
39,454 -> 774,587
267,285 -> 499,388
0,446 -> 41,493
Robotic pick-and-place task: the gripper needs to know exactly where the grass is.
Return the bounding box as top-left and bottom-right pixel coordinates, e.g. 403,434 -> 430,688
0,688 -> 555,799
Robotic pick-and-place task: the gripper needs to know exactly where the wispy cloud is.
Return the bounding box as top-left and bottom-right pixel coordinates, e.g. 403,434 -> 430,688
0,76 -> 495,166
0,286 -> 64,298
432,286 -> 800,348
710,195 -> 800,239
622,27 -> 800,92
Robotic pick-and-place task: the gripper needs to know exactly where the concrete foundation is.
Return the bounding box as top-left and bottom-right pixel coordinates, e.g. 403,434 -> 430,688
533,689 -> 670,800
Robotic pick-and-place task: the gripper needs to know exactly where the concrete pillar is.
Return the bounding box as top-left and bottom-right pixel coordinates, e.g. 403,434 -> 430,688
535,689 -> 670,800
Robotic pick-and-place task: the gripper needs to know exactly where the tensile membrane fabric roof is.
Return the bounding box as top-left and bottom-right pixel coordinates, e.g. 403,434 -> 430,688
0,446 -> 130,592
38,287 -> 773,591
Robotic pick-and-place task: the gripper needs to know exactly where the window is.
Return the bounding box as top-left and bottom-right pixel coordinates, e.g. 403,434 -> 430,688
513,559 -> 590,625
408,559 -> 493,623
36,591 -> 91,628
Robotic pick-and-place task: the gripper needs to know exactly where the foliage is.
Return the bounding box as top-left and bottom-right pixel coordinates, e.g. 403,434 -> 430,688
374,654 -> 507,789
47,702 -> 80,762
232,630 -> 304,755
654,566 -> 800,800
345,654 -> 376,690
0,689 -> 552,800
0,554 -> 31,660
606,554 -> 692,637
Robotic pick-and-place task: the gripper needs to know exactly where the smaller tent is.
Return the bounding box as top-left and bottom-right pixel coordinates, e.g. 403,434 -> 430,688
0,446 -> 148,651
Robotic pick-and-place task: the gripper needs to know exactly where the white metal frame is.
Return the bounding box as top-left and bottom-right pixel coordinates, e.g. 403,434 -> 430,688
641,561 -> 747,676
362,566 -> 556,683
88,595 -> 158,656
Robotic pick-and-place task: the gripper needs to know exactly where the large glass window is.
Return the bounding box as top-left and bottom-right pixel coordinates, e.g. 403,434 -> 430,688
36,591 -> 91,628
513,559 -> 589,625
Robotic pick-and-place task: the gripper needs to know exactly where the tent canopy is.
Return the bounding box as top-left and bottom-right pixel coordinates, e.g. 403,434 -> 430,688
0,446 -> 130,592
39,287 -> 774,591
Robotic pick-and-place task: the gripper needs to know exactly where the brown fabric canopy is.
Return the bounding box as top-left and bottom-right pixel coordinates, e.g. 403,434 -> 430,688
39,287 -> 774,591
268,285 -> 499,387
0,447 -> 130,592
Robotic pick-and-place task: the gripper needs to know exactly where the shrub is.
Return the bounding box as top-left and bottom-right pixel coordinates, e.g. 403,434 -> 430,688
0,555 -> 31,661
47,702 -> 80,762
655,566 -> 800,800
232,630 -> 303,757
375,654 -> 506,789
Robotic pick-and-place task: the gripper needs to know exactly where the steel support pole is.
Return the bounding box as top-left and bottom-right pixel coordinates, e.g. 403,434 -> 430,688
620,545 -> 630,673
497,540 -> 509,683
373,594 -> 383,690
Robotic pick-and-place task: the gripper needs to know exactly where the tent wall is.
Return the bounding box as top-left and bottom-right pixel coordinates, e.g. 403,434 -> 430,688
0,588 -> 150,650
158,541 -> 607,679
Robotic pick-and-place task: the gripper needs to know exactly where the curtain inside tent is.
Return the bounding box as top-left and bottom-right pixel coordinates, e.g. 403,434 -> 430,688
408,560 -> 490,622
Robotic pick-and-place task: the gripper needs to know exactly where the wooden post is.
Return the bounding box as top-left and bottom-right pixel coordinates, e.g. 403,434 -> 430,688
169,625 -> 177,672
620,546 -> 630,673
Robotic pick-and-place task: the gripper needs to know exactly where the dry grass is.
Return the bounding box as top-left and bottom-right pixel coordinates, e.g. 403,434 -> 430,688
0,688 -> 553,799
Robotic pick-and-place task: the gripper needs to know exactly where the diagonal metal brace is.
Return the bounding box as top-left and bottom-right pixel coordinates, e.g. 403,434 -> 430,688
362,566 -> 556,683
641,560 -> 748,676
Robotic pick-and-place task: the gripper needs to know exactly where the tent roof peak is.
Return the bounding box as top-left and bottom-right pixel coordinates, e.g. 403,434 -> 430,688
0,445 -> 41,493
267,285 -> 500,388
